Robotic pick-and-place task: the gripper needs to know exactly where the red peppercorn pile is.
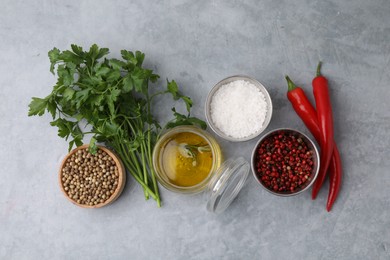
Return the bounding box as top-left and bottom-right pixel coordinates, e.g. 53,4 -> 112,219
254,131 -> 315,193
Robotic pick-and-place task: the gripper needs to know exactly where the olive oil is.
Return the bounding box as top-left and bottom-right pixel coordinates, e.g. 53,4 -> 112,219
158,132 -> 213,187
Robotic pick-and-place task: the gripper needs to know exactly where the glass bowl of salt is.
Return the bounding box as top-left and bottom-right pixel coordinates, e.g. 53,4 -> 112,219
205,75 -> 273,142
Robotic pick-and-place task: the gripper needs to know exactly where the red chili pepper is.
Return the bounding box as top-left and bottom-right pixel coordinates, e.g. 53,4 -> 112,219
311,62 -> 334,199
285,75 -> 342,211
327,143 -> 342,211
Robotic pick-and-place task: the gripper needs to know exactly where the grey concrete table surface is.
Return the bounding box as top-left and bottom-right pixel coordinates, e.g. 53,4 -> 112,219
1,0 -> 389,259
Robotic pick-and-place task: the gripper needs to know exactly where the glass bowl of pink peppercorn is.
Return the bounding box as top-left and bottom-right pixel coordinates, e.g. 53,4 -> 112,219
251,128 -> 320,196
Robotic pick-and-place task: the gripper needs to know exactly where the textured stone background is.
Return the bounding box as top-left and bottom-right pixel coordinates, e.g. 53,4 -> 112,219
1,0 -> 389,259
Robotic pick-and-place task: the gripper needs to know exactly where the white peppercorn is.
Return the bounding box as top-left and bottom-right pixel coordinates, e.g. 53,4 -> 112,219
61,147 -> 119,206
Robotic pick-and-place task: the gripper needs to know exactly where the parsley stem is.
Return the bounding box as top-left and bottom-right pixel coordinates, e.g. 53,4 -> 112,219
114,140 -> 157,199
150,90 -> 167,100
120,154 -> 157,200
126,145 -> 143,178
111,139 -> 137,173
121,118 -> 152,200
146,91 -> 161,206
140,139 -> 149,200
147,129 -> 160,206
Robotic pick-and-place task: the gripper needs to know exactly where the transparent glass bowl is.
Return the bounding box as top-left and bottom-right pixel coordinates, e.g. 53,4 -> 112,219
152,126 -> 223,194
205,75 -> 273,142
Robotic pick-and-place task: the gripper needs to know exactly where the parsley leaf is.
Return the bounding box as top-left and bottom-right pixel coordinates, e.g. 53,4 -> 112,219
166,108 -> 207,130
28,97 -> 48,116
166,80 -> 193,114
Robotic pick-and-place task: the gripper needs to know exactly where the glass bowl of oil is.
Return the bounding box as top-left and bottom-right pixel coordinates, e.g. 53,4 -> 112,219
152,125 -> 251,213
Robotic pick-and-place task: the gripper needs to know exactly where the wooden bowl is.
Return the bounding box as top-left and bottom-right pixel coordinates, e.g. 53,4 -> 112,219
59,144 -> 126,208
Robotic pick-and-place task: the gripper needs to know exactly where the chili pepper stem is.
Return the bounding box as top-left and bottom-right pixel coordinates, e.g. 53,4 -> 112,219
316,61 -> 322,76
285,76 -> 297,92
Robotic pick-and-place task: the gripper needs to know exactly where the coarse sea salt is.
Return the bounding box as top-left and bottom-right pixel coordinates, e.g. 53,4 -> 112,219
210,80 -> 268,139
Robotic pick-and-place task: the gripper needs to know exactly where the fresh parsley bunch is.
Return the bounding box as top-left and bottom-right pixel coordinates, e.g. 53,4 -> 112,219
28,44 -> 206,206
